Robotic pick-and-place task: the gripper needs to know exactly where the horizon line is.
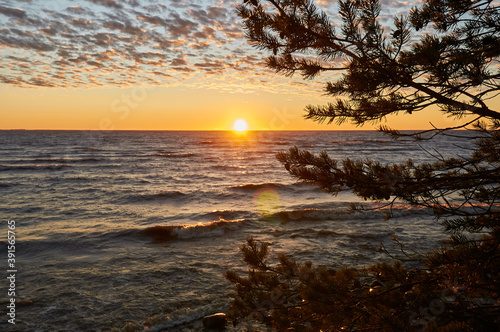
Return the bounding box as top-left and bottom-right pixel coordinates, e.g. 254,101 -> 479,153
0,128 -> 446,132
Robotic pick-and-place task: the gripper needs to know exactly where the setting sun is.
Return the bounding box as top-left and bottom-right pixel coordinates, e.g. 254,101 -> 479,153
233,119 -> 248,132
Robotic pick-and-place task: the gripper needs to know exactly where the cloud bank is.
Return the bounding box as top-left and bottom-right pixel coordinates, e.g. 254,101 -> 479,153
0,0 -> 413,90
0,0 -> 260,88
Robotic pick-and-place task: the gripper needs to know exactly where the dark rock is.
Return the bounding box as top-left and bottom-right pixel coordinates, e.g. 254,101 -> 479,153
203,313 -> 227,330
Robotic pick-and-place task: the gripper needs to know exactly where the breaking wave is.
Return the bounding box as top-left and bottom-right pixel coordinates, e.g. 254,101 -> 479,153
265,204 -> 433,223
141,218 -> 249,242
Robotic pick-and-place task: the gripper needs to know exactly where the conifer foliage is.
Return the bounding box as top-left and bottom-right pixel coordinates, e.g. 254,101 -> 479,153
226,0 -> 500,330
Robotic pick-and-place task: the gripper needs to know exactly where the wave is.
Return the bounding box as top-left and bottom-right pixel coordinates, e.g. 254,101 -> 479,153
211,165 -> 247,171
268,208 -> 348,222
12,233 -> 96,255
329,139 -> 390,145
141,218 -> 248,243
270,227 -> 341,239
0,164 -> 72,171
122,188 -> 249,204
195,209 -> 254,221
229,182 -> 309,192
144,303 -> 229,332
33,158 -> 100,163
264,204 -> 433,223
261,141 -> 290,146
125,191 -> 189,202
152,152 -> 195,158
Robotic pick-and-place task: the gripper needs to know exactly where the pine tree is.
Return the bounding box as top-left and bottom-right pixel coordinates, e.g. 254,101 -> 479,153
226,1 -> 500,330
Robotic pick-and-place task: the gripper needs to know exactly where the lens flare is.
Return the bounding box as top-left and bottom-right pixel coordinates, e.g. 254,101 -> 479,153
254,188 -> 280,216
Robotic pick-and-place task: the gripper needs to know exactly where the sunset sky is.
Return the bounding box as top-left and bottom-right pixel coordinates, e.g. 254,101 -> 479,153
0,0 -> 487,130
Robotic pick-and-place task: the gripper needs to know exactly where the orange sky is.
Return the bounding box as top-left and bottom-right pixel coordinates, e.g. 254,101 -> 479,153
0,1 -> 496,131
1,83 -> 465,131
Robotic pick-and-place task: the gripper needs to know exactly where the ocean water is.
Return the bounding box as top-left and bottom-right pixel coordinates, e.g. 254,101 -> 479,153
0,130 -> 474,331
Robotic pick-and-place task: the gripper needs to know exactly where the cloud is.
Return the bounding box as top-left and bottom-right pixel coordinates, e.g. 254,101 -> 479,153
40,26 -> 58,36
68,18 -> 95,30
166,13 -> 199,38
86,60 -> 104,68
171,66 -> 194,73
0,6 -> 27,19
0,0 -> 336,90
194,59 -> 226,74
29,76 -> 57,87
114,23 -> 144,35
217,24 -> 244,39
88,32 -> 114,47
189,41 -> 211,50
171,56 -> 187,66
187,6 -> 227,25
149,70 -> 172,78
0,34 -> 56,52
193,26 -> 216,40
9,28 -> 34,37
86,0 -> 123,9
207,6 -> 228,21
0,74 -> 24,85
152,38 -> 188,50
136,14 -> 167,26
102,21 -> 124,30
380,0 -> 411,8
66,6 -> 90,15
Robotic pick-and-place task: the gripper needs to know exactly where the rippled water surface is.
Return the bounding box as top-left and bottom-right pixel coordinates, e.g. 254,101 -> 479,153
0,130 -> 474,331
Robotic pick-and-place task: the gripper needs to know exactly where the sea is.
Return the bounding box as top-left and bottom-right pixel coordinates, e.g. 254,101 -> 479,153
0,130 -> 475,331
